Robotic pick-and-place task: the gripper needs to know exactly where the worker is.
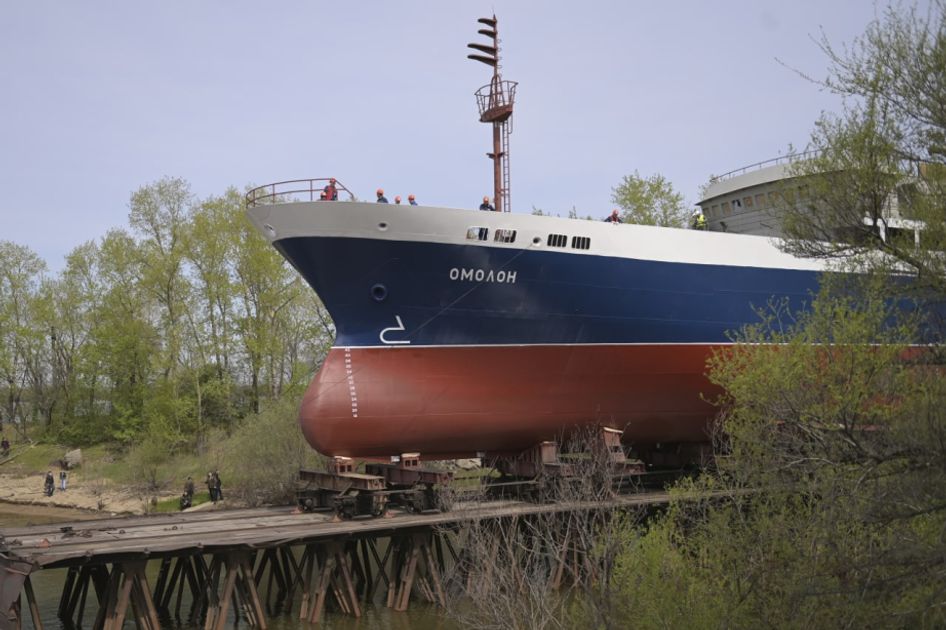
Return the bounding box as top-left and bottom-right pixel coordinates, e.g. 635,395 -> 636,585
323,177 -> 338,201
408,194 -> 417,206
604,209 -> 621,223
479,196 -> 495,211
376,189 -> 389,203
692,208 -> 707,230
44,471 -> 55,496
1,436 -> 9,457
59,470 -> 68,492
395,195 -> 402,205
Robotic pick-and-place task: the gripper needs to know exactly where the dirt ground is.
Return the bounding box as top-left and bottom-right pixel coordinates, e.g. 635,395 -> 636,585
0,472 -> 174,515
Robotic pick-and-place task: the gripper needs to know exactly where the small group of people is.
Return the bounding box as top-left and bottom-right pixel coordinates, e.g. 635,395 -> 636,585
376,189 -> 417,205
42,470 -> 67,496
179,471 -> 223,510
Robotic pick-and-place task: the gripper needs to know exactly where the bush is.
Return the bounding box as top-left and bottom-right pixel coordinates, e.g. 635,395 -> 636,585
217,397 -> 324,506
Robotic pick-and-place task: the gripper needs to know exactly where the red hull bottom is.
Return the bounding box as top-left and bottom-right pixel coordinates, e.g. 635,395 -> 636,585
300,345 -> 723,459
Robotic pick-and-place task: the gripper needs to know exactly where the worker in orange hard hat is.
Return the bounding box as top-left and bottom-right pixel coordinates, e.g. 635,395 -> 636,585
323,178 -> 338,201
479,196 -> 495,211
395,195 -> 402,204
408,194 -> 417,206
376,189 -> 388,204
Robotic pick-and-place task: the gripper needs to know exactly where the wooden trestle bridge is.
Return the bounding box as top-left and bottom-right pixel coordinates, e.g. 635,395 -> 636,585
0,493 -> 671,629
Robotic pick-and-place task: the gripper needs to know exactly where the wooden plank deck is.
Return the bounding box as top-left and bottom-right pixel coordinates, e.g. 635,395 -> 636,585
1,492 -> 670,569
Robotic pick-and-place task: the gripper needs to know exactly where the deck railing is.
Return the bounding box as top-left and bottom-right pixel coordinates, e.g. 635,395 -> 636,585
246,178 -> 356,208
709,150 -> 819,184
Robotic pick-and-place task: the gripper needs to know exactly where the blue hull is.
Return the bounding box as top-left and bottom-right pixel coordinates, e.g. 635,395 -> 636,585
276,236 -> 821,347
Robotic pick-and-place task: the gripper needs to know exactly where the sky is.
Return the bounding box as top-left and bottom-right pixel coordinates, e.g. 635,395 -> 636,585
1,1 -> 887,270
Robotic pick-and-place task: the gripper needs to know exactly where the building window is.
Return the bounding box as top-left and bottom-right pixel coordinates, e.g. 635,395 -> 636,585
754,193 -> 765,207
547,234 -> 567,247
494,228 -> 517,243
743,196 -> 753,208
571,236 -> 591,250
711,204 -> 719,217
467,227 -> 488,241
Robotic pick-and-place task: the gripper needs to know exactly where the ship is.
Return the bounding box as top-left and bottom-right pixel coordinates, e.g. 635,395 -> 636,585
244,184 -> 828,464
242,15 -> 846,467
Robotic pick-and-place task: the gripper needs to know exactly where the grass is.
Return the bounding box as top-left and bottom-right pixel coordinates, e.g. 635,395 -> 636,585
152,491 -> 213,513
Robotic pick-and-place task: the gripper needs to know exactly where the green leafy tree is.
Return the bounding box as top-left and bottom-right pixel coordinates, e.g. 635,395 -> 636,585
781,1 -> 946,295
615,277 -> 946,627
611,171 -> 690,227
0,241 -> 46,436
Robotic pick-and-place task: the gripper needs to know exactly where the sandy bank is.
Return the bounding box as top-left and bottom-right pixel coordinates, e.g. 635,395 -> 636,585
0,472 -> 175,516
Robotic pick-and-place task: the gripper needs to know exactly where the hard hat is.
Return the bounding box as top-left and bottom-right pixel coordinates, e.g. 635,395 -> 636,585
329,177 -> 336,184
408,194 -> 415,200
483,196 -> 489,202
377,188 -> 384,195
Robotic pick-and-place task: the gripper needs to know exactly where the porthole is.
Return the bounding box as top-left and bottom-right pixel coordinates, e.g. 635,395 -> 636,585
371,284 -> 388,302
532,236 -> 541,245
378,222 -> 389,231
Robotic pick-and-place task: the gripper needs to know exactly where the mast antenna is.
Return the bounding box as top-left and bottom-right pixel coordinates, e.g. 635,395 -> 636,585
467,15 -> 517,213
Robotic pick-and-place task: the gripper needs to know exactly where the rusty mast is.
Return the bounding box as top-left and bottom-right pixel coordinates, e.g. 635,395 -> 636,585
467,14 -> 517,213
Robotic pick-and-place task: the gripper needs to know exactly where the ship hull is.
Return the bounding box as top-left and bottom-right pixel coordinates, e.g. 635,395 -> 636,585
302,344 -> 722,458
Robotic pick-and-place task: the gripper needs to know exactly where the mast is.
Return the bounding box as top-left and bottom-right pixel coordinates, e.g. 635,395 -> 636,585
467,15 -> 517,213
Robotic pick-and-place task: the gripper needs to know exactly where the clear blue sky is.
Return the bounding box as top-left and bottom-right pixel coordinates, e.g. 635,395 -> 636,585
2,1 -> 884,269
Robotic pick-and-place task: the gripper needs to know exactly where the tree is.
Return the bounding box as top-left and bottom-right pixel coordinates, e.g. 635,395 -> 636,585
612,275 -> 946,627
0,241 -> 46,436
610,171 -> 690,227
781,1 -> 946,296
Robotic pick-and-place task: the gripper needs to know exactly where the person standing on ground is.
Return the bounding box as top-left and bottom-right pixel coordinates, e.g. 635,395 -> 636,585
213,470 -> 223,501
206,471 -> 217,503
59,470 -> 67,492
44,471 -> 55,496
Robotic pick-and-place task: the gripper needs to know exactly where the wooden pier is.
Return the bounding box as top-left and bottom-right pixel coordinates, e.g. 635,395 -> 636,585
0,492 -> 670,629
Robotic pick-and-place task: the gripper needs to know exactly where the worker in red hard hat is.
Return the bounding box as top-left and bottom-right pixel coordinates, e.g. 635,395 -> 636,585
395,195 -> 402,204
479,196 -> 495,211
408,194 -> 417,206
323,177 -> 338,201
376,189 -> 389,204
604,209 -> 621,223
